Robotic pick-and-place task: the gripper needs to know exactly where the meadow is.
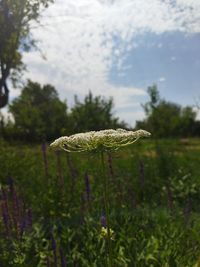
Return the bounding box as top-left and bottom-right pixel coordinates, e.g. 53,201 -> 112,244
1,137 -> 200,267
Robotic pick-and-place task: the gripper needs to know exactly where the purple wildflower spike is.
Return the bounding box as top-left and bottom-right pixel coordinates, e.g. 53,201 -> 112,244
100,214 -> 107,227
84,172 -> 91,203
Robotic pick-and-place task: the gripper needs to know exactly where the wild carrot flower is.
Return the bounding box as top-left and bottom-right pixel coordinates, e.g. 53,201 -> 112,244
50,129 -> 151,152
50,128 -> 150,267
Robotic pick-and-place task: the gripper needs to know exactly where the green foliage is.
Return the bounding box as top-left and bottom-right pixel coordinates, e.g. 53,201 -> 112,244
68,91 -> 127,134
0,0 -> 53,108
1,139 -> 200,266
3,84 -> 128,141
142,84 -> 160,115
136,84 -> 199,137
9,80 -> 68,141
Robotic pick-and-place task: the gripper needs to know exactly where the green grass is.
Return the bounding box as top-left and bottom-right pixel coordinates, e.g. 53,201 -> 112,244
1,138 -> 200,266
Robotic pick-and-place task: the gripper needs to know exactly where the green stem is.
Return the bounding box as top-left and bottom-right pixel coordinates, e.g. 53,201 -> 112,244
101,151 -> 113,267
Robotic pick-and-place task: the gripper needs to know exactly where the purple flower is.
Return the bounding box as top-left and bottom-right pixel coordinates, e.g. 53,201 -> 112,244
84,172 -> 91,203
1,201 -> 9,234
60,248 -> 67,267
100,214 -> 107,227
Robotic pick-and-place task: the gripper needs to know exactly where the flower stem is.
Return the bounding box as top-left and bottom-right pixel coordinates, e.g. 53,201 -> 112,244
101,151 -> 113,267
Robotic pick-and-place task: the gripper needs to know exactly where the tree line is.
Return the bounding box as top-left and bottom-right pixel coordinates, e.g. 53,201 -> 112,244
0,80 -> 127,142
0,81 -> 199,142
136,84 -> 200,138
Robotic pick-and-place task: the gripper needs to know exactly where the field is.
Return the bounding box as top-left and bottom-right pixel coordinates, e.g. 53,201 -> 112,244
1,138 -> 200,267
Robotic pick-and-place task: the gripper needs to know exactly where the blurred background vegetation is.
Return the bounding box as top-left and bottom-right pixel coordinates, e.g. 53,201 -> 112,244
0,81 -> 200,142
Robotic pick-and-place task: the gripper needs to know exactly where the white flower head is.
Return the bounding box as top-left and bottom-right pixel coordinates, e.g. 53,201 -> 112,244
50,129 -> 151,152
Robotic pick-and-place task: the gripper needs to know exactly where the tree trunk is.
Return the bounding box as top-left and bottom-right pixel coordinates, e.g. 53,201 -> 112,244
0,81 -> 9,108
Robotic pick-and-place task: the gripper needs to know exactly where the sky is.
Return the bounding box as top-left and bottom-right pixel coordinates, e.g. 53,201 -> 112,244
6,0 -> 200,126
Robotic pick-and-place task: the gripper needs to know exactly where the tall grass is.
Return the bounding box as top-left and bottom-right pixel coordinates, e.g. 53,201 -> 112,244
1,138 -> 200,266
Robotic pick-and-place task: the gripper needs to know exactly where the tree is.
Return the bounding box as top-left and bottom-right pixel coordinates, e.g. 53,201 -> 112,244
9,80 -> 68,141
0,0 -> 53,108
180,106 -> 197,136
68,91 -> 127,134
136,84 -> 198,137
142,84 -> 160,115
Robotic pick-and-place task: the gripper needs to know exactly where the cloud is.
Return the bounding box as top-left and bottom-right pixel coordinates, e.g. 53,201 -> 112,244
0,107 -> 13,122
176,0 -> 200,9
158,77 -> 166,82
119,109 -> 146,126
13,0 -> 200,126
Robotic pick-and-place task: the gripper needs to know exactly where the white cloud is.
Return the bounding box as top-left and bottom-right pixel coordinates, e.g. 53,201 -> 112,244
119,109 -> 145,126
11,0 -> 200,126
176,0 -> 200,8
0,107 -> 13,122
158,77 -> 166,82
